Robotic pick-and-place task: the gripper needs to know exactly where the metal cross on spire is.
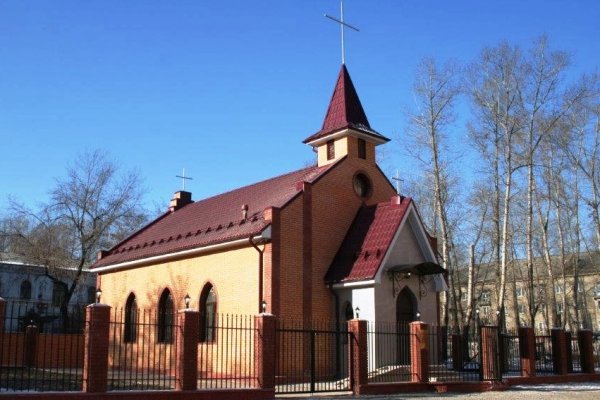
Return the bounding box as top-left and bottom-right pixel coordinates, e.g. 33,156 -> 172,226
391,169 -> 404,195
176,168 -> 193,191
325,0 -> 360,65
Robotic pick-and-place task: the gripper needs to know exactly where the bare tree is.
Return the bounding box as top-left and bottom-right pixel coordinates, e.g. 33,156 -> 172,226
5,150 -> 147,329
467,42 -> 525,330
406,57 -> 461,327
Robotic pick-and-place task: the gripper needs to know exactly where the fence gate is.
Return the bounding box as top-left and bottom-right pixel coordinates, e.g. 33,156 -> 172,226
275,325 -> 353,394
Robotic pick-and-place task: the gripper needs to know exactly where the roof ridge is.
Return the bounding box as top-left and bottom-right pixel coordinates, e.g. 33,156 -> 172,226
191,164 -> 319,204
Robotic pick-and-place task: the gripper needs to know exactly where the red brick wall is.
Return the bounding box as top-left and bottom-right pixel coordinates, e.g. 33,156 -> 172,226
0,333 -> 83,368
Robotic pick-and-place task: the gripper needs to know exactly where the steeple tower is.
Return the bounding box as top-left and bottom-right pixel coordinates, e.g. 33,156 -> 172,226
304,65 -> 389,167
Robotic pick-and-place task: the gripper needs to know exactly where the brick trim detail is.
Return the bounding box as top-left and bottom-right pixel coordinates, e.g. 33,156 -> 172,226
302,182 -> 313,326
270,207 -> 281,317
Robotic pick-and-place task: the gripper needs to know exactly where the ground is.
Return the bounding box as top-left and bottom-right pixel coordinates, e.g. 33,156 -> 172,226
281,382 -> 600,399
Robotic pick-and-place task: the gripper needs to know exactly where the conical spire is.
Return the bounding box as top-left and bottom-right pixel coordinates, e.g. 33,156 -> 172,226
303,65 -> 388,144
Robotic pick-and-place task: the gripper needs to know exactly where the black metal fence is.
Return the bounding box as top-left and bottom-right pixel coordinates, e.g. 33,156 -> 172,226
108,308 -> 178,390
197,313 -> 256,389
534,333 -> 553,374
569,332 -> 581,373
275,320 -> 351,394
428,326 -> 481,382
366,321 -> 411,383
0,302 -> 85,392
3,300 -> 86,334
499,329 -> 520,377
593,333 -> 600,372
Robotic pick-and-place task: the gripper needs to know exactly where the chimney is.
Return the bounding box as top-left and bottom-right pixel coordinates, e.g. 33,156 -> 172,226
241,204 -> 248,219
390,195 -> 402,206
97,250 -> 109,261
169,191 -> 193,212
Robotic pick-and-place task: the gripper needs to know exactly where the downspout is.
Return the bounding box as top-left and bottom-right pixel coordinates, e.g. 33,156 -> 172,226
249,236 -> 264,314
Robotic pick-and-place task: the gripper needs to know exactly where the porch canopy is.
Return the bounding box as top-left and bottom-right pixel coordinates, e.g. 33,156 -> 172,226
387,261 -> 446,276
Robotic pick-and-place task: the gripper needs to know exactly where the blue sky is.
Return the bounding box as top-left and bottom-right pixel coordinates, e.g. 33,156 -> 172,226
1,1 -> 598,213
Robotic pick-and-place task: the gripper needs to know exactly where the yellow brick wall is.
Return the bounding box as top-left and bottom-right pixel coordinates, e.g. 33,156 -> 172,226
316,134 -> 377,166
99,245 -> 260,314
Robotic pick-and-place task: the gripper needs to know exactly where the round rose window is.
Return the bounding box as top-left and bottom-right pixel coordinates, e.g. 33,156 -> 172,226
353,173 -> 371,198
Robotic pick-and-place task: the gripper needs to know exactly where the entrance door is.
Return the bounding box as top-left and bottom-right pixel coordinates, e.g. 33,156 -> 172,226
396,287 -> 416,364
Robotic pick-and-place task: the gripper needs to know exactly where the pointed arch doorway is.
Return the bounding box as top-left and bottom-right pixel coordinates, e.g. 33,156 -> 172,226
396,287 -> 417,364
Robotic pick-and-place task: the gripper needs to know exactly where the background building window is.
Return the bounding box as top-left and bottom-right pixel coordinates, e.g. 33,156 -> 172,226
516,287 -> 524,298
124,293 -> 137,343
20,280 -> 32,300
157,289 -> 174,343
199,284 -> 217,342
87,286 -> 96,305
52,282 -> 67,307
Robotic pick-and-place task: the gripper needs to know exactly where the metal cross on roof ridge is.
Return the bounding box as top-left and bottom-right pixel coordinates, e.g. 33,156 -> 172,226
325,0 -> 360,65
176,168 -> 193,191
391,169 -> 404,195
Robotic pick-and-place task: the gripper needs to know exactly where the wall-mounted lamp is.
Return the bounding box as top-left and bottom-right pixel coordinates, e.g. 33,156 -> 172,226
184,294 -> 191,309
354,306 -> 360,319
96,288 -> 102,304
261,300 -> 267,313
416,311 -> 421,321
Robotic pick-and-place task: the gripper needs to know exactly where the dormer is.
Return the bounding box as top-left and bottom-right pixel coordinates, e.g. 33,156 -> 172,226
303,65 -> 389,167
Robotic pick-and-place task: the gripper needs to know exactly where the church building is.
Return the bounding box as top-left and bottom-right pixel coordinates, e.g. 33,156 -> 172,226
92,65 -> 445,329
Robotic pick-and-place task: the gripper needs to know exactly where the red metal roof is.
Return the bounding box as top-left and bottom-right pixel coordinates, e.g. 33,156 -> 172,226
93,164 -> 334,268
303,64 -> 389,144
325,196 -> 412,283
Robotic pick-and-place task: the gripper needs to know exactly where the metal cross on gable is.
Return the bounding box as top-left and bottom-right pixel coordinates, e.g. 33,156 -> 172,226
391,169 -> 404,195
176,168 -> 193,191
325,0 -> 360,65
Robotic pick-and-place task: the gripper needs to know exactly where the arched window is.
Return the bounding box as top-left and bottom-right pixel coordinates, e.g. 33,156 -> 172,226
199,284 -> 217,342
20,280 -> 32,300
157,289 -> 174,343
124,293 -> 137,343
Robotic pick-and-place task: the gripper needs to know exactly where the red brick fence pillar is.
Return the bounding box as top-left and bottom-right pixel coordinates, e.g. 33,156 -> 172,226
176,310 -> 199,390
410,321 -> 429,383
24,324 -> 39,367
518,327 -> 536,377
578,330 -> 595,374
551,328 -> 568,375
480,326 -> 500,380
348,319 -> 368,393
255,313 -> 276,390
83,303 -> 111,393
